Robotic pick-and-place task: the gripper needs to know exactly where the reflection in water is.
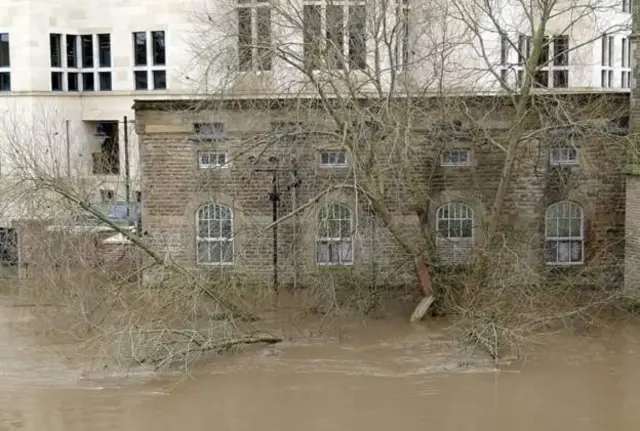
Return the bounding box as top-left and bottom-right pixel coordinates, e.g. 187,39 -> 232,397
2,302 -> 640,430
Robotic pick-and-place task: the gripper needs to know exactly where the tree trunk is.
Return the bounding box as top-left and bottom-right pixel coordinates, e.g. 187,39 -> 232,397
409,256 -> 435,322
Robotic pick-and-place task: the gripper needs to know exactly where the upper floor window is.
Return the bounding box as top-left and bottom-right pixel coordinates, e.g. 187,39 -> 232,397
317,203 -> 353,265
515,34 -> 569,88
0,33 -> 10,91
50,33 -> 112,92
622,37 -> 631,88
440,149 -> 470,166
132,30 -> 167,90
395,0 -> 410,70
436,202 -> 474,239
303,0 -> 367,70
197,203 -> 234,265
601,34 -> 614,88
319,151 -> 348,167
238,0 -> 272,71
545,201 -> 584,265
623,0 -> 632,13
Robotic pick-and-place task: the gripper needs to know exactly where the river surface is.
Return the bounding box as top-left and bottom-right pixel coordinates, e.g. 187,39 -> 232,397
2,299 -> 640,430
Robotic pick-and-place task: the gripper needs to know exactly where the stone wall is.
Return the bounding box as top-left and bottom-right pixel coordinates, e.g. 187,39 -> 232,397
135,95 -> 628,290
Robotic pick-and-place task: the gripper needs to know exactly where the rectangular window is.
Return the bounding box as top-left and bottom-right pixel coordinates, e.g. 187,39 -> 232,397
395,0 -> 410,70
66,35 -> 77,68
51,72 -> 63,91
517,34 -> 531,65
601,34 -> 614,88
134,70 -> 148,90
198,151 -> 229,169
82,72 -> 94,91
50,33 -> 62,67
152,70 -> 166,89
304,5 -> 322,70
256,6 -> 272,71
500,34 -> 509,65
237,1 -> 272,71
348,5 -> 366,69
553,70 -> 568,88
67,72 -> 79,91
623,0 -> 631,13
99,72 -> 112,90
151,31 -> 165,65
0,228 -> 18,266
537,36 -> 549,67
550,146 -> 579,165
622,37 -> 631,89
0,33 -> 9,68
0,73 -> 9,92
440,149 -> 470,166
97,34 -> 111,67
194,122 -> 226,140
133,32 -> 147,66
326,5 -> 345,69
81,34 -> 93,68
553,35 -> 568,66
319,151 -> 348,167
238,6 -> 252,71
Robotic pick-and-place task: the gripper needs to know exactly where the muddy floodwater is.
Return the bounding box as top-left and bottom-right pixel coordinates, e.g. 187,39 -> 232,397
2,298 -> 640,430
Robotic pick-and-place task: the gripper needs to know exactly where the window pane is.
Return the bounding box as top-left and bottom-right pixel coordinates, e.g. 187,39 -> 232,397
50,34 -> 62,67
558,218 -> 571,237
304,5 -> 322,69
197,241 -> 210,263
152,31 -> 166,65
340,219 -> 351,236
81,34 -> 93,68
557,241 -> 571,263
327,219 -> 340,237
571,240 -> 582,262
316,241 -> 329,263
554,35 -> 568,66
326,5 -> 344,69
66,35 -> 77,68
546,217 -> 558,237
336,152 -> 346,164
461,219 -> 472,237
321,152 -> 329,164
67,72 -> 78,91
133,32 -> 147,66
450,219 -> 462,237
221,241 -> 233,263
338,241 -> 353,263
98,34 -> 111,67
208,242 -> 221,263
153,70 -> 166,89
134,70 -> 148,90
238,7 -> 252,71
546,240 -> 558,263
437,220 -> 448,236
0,33 -> 9,67
82,72 -> 94,91
0,72 -> 11,91
221,220 -> 232,238
99,72 -> 112,91
51,72 -> 63,91
569,218 -> 581,237
257,7 -> 272,71
348,5 -> 366,69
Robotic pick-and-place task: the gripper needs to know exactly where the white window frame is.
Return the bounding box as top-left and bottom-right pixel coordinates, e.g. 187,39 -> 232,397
132,30 -> 167,91
440,149 -> 470,167
621,37 -> 631,89
513,34 -> 569,88
549,145 -> 579,166
623,0 -> 632,13
196,203 -> 234,265
316,203 -> 354,266
436,202 -> 474,240
302,0 -> 367,70
198,151 -> 230,169
545,201 -> 584,266
237,0 -> 272,72
601,34 -> 614,88
319,150 -> 349,168
394,0 -> 410,71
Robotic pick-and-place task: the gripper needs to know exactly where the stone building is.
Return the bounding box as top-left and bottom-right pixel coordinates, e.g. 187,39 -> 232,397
134,93 -> 629,290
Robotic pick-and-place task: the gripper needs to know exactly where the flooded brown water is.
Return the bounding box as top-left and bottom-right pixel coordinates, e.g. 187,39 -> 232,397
2,299 -> 640,430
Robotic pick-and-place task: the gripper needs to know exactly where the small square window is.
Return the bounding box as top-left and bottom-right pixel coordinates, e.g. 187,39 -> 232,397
550,146 -> 579,166
198,151 -> 229,169
195,122 -> 226,140
319,151 -> 348,167
440,149 -> 470,166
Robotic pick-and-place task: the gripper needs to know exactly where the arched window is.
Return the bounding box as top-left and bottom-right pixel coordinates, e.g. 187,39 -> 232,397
196,203 -> 234,264
545,201 -> 584,264
316,203 -> 353,265
436,202 -> 474,238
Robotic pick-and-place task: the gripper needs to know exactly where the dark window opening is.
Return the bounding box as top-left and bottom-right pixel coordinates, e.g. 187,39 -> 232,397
93,121 -> 120,175
553,70 -> 568,88
326,5 -> 344,69
153,70 -> 166,89
0,72 -> 9,92
553,35 -> 569,66
51,71 -> 63,91
66,34 -> 77,68
348,6 -> 366,69
133,32 -> 147,66
256,7 -> 272,71
99,71 -> 112,90
50,33 -> 62,67
134,71 -> 147,90
238,7 -> 252,71
81,34 -> 94,68
98,34 -> 111,67
0,33 -> 9,68
303,5 -> 322,70
82,72 -> 94,91
67,72 -> 78,91
0,228 -> 18,266
151,31 -> 165,65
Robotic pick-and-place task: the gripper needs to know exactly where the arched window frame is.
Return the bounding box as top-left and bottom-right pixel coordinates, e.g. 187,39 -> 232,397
316,203 -> 353,265
196,203 -> 234,265
435,202 -> 474,239
545,200 -> 584,265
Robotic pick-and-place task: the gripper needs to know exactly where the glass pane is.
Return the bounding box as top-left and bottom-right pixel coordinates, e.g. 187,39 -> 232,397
571,240 -> 582,262
557,241 -> 571,263
450,219 -> 462,237
321,153 -> 329,164
461,219 -> 472,237
197,241 -> 210,263
336,152 -> 346,164
340,219 -> 351,237
221,241 -> 233,263
547,204 -> 558,218
571,203 -> 581,218
440,205 -> 448,218
339,241 -> 353,263
329,242 -> 341,263
546,240 -> 558,263
316,241 -> 329,263
558,218 -> 571,237
209,242 -> 221,263
197,220 -> 209,238
327,219 -> 340,237
546,217 -> 558,237
569,218 -> 581,237
221,220 -> 232,238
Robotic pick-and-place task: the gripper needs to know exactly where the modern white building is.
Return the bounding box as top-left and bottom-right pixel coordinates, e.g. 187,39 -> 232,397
0,0 -> 632,224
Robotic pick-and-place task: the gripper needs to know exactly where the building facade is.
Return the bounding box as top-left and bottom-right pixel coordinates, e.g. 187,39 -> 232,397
134,94 -> 629,289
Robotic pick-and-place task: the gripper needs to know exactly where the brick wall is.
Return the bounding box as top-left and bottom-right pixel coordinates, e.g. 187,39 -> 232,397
135,95 -> 628,290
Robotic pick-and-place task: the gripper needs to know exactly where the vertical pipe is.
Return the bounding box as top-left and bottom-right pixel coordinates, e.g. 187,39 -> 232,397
124,116 -> 131,219
291,183 -> 297,290
65,120 -> 71,177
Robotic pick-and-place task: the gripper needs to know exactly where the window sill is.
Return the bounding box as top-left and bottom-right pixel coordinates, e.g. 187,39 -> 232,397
545,261 -> 584,267
197,262 -> 234,267
316,262 -> 354,267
